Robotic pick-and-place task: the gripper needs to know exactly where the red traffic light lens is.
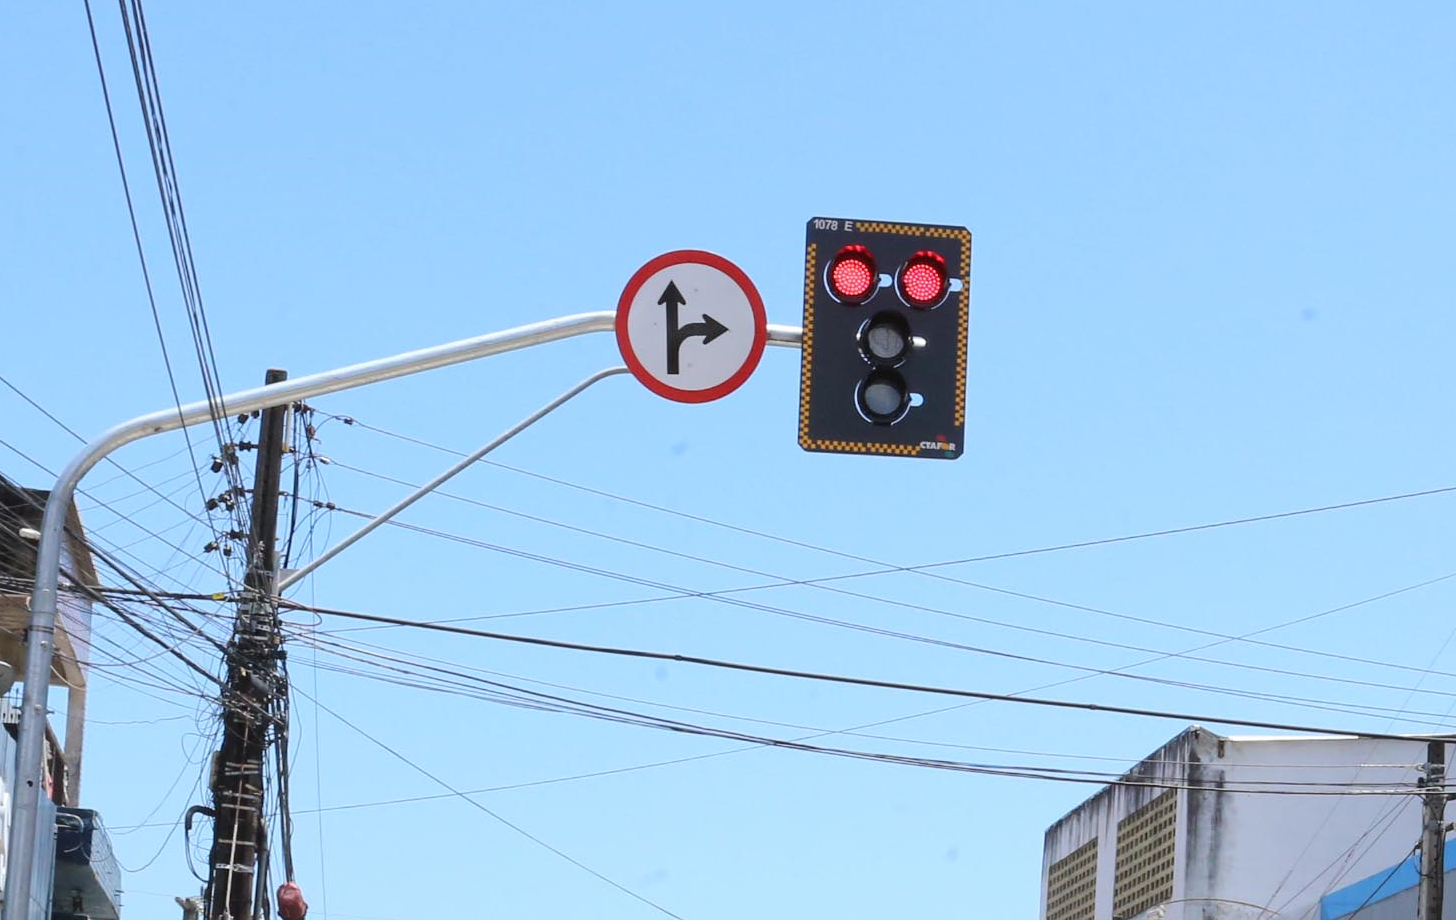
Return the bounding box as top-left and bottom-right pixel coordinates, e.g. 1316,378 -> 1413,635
828,245 -> 877,304
899,251 -> 948,307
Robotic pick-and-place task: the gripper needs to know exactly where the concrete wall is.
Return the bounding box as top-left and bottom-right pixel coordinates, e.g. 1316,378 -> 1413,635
1041,729 -> 1446,920
1187,735 -> 1441,920
1041,726 -> 1217,920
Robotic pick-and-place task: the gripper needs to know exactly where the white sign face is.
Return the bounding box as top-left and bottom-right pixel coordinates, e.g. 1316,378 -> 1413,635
615,251 -> 767,403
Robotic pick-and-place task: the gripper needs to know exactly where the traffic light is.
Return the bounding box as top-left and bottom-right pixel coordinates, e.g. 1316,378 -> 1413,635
798,217 -> 972,460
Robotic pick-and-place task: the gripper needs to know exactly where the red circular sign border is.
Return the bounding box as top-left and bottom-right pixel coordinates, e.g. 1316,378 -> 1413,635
615,249 -> 768,404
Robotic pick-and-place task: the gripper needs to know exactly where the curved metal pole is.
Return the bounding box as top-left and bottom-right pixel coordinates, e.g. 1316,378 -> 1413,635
276,366 -> 629,592
5,310 -> 805,920
1,310 -> 636,920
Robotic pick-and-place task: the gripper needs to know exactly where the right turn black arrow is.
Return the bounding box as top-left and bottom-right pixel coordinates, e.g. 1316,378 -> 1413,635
660,280 -> 729,375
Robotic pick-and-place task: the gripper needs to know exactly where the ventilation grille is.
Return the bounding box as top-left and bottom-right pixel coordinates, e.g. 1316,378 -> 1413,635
1047,837 -> 1098,920
1114,790 -> 1177,919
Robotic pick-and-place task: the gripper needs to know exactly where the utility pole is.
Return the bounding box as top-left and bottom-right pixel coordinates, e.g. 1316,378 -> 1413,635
1420,740 -> 1447,920
207,369 -> 289,920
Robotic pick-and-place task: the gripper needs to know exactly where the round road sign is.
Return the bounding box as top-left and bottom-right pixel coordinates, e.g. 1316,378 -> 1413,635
615,250 -> 767,403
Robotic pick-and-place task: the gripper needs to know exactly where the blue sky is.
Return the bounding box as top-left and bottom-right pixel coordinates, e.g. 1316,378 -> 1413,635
2,3 -> 1454,918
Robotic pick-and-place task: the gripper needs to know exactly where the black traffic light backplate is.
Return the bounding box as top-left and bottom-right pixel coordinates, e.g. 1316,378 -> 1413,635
798,217 -> 972,460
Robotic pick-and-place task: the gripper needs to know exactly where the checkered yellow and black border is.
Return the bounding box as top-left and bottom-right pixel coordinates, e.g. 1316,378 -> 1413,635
797,224 -> 972,456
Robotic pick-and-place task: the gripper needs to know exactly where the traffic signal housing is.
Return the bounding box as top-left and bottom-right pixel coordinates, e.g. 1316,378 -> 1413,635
798,217 -> 972,460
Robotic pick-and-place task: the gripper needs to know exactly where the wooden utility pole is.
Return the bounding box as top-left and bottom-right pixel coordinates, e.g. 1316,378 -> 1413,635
207,369 -> 289,920
1420,740 -> 1447,920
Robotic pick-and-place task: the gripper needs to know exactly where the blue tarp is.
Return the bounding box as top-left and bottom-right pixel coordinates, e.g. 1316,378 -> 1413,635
1321,838 -> 1456,920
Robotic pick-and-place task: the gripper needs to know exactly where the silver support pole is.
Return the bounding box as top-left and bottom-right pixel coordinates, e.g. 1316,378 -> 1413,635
268,324 -> 801,596
765,323 -> 802,348
3,309 -> 677,920
276,366 -> 629,592
5,312 -> 805,920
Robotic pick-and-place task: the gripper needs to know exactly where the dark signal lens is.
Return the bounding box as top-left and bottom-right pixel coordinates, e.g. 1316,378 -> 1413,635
899,251 -> 948,307
859,312 -> 911,366
857,370 -> 910,424
828,245 -> 877,304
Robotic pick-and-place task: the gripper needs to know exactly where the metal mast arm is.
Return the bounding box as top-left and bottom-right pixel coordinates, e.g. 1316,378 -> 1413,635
5,311 -> 803,920
1,310 -> 630,920
276,366 -> 629,592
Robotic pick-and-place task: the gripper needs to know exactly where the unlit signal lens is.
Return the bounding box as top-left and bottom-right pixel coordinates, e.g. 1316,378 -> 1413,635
857,370 -> 909,424
860,312 -> 911,365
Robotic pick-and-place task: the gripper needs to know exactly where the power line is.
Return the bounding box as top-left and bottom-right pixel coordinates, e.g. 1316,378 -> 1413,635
295,685 -> 690,919
102,633 -> 1447,833
77,0 -> 223,567
308,611 -> 1456,735
281,597 -> 1452,743
292,626 -> 1455,788
320,421 -> 1456,685
309,469 -> 1456,706
25,401 -> 1456,745
0,383 -> 237,586
300,663 -> 1440,796
0,463 -> 230,661
112,0 -> 253,582
326,412 -> 1455,577
0,495 -> 225,692
296,498 -> 1456,725
328,458 -> 1456,682
205,626 -> 1456,796
295,626 -> 1440,769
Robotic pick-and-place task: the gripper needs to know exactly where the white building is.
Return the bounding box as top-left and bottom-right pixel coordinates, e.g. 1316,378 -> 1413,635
0,473 -> 118,920
1040,726 -> 1453,920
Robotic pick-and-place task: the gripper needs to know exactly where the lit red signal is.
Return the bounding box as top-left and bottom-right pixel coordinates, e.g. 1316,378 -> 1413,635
828,245 -> 877,303
829,245 -> 950,310
898,251 -> 948,307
